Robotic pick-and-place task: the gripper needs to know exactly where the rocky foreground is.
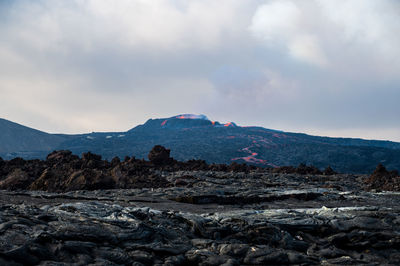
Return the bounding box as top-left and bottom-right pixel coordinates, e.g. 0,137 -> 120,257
0,147 -> 400,265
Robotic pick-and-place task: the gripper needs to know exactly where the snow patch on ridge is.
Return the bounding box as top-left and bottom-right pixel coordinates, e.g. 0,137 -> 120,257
173,114 -> 209,120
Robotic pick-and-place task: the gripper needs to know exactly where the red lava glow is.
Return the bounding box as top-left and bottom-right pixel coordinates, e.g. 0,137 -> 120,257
224,122 -> 234,127
161,120 -> 167,126
231,142 -> 278,167
232,154 -> 268,164
211,121 -> 216,125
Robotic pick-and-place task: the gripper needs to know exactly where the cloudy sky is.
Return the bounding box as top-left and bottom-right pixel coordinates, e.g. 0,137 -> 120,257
1,0 -> 399,141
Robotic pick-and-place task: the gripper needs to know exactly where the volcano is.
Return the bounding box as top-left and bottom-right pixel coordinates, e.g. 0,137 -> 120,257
132,114 -> 237,130
1,114 -> 400,173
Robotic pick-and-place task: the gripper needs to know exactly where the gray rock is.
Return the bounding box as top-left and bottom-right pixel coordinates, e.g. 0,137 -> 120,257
218,243 -> 249,257
243,247 -> 289,264
0,170 -> 399,265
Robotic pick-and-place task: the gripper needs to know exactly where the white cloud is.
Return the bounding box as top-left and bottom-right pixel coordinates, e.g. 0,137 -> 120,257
317,0 -> 400,75
250,0 -> 300,42
0,0 -> 399,141
250,0 -> 400,73
210,65 -> 299,105
4,0 -> 248,54
288,34 -> 328,67
249,0 -> 328,67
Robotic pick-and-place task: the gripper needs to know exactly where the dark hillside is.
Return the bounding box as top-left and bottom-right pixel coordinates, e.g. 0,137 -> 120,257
1,115 -> 400,173
0,118 -> 67,159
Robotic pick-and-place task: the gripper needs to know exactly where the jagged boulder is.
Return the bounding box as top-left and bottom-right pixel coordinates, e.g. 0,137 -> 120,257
30,168 -> 115,192
46,150 -> 81,171
82,152 -> 104,169
296,163 -> 322,175
148,145 -> 173,165
82,151 -> 102,162
64,169 -> 115,191
0,168 -> 34,190
47,150 -> 73,161
323,166 -> 337,175
29,168 -> 61,192
7,157 -> 25,168
365,164 -> 400,191
272,164 -> 322,175
111,156 -> 121,167
0,157 -> 5,177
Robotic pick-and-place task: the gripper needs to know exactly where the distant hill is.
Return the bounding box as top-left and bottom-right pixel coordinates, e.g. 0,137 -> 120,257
1,114 -> 400,173
0,118 -> 67,158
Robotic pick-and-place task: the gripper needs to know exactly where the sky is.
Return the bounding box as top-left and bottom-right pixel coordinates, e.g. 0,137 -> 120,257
0,0 -> 399,141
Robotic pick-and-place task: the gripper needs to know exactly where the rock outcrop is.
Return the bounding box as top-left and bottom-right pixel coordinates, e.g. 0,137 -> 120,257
365,164 -> 400,191
148,145 -> 173,165
272,163 -> 324,175
0,147 -> 258,192
0,148 -> 173,192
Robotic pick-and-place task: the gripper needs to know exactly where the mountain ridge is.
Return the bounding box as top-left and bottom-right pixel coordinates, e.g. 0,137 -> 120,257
1,114 -> 400,173
0,118 -> 67,155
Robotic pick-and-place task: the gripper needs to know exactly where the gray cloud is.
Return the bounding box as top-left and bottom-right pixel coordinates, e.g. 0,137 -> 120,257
0,0 -> 399,141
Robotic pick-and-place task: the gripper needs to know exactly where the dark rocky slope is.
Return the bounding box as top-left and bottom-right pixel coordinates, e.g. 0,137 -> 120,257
2,114 -> 400,173
0,118 -> 67,158
57,115 -> 400,173
1,195 -> 399,265
0,146 -> 398,193
0,147 -> 400,265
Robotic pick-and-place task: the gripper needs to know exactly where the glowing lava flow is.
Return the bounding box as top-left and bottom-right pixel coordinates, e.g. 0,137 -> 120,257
231,137 -> 278,167
232,147 -> 271,165
161,120 -> 167,126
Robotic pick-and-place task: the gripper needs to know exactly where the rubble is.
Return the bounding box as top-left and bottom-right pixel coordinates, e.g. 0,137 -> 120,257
0,148 -> 399,264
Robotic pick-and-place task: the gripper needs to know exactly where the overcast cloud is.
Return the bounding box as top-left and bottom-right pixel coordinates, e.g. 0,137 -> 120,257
0,0 -> 399,141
